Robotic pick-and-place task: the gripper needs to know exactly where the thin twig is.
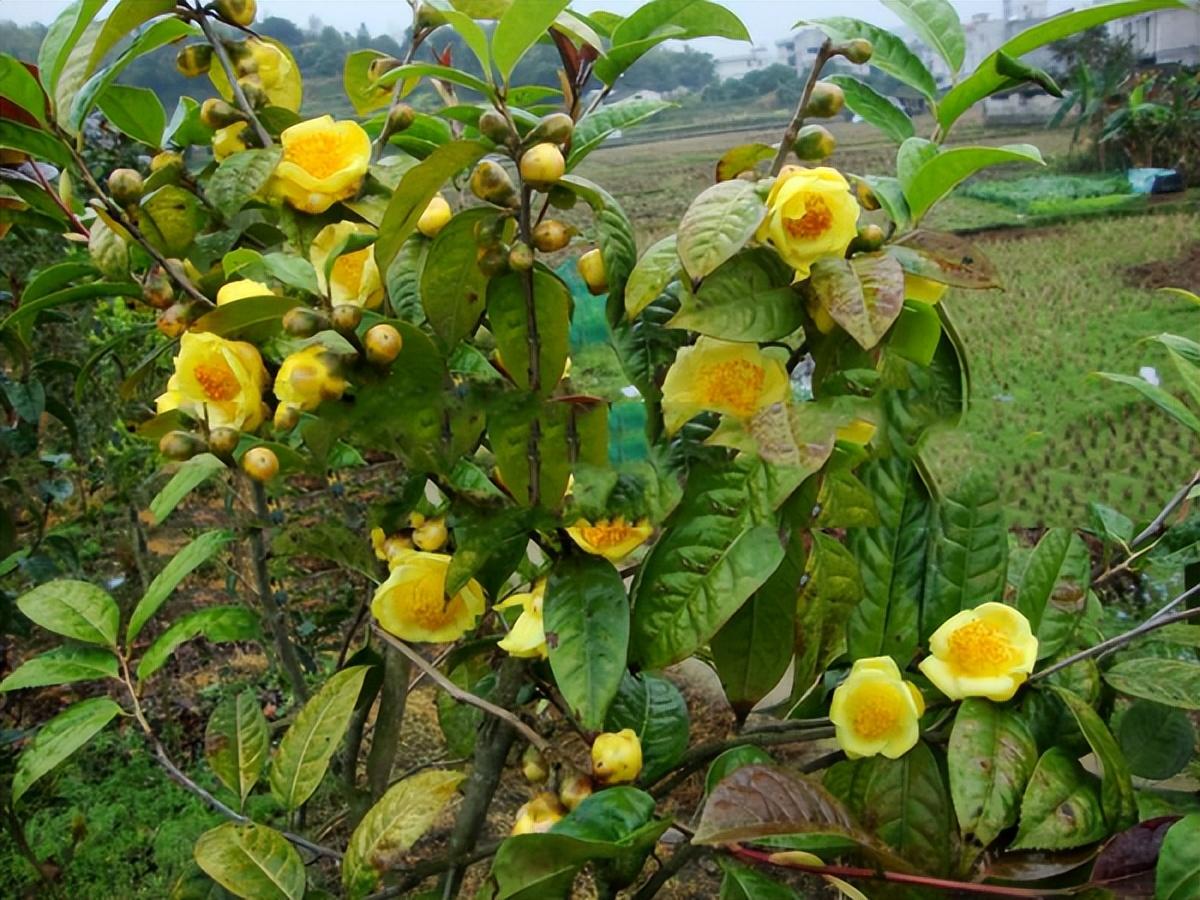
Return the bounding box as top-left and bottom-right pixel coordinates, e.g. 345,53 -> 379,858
632,842 -> 704,900
29,161 -> 88,236
371,625 -> 549,752
364,840 -> 501,899
770,40 -> 833,176
1094,468 -> 1200,587
193,10 -> 272,148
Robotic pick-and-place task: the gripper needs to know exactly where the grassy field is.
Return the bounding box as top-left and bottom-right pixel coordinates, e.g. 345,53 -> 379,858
577,119 -> 1200,527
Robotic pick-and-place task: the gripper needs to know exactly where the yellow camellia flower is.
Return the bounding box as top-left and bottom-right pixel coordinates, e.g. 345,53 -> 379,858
216,278 -> 273,306
211,39 -> 301,112
511,792 -> 565,836
496,580 -> 548,659
309,221 -> 383,308
370,551 -> 486,643
565,518 -> 653,562
156,332 -> 268,431
661,336 -> 790,435
273,116 -> 370,214
757,165 -> 860,279
212,122 -> 249,162
591,729 -> 643,785
273,345 -> 346,414
919,602 -> 1038,702
370,527 -> 413,568
829,656 -> 925,759
904,273 -> 949,304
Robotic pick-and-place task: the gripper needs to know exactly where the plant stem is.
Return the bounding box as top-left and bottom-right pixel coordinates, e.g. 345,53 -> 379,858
770,40 -> 832,176
1094,468 -> 1200,586
1030,594 -> 1200,681
28,160 -> 88,237
194,11 -> 273,148
365,641 -> 412,799
365,840 -> 501,899
631,842 -> 704,900
248,479 -> 309,702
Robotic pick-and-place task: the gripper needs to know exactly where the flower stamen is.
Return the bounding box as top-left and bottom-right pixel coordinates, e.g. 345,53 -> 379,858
947,619 -> 1017,677
700,360 -> 766,415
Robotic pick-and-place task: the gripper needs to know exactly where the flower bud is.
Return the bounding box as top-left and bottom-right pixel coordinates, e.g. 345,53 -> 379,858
175,44 -> 212,77
331,304 -> 363,335
850,222 -> 885,253
591,729 -> 642,785
519,143 -> 565,191
577,248 -> 607,295
200,97 -> 246,130
368,57 -> 402,82
527,113 -> 574,146
476,244 -> 509,278
208,426 -> 241,459
478,109 -> 512,145
239,77 -> 269,110
532,219 -> 571,253
159,430 -> 207,461
521,746 -> 548,784
150,151 -> 183,176
142,265 -> 174,309
469,160 -> 518,207
840,38 -> 873,65
412,517 -> 448,551
242,446 -> 279,482
508,241 -> 534,272
282,306 -> 328,338
107,168 -> 143,205
365,323 -> 402,365
805,81 -> 845,118
273,403 -> 300,432
855,180 -> 880,211
215,0 -> 257,27
511,792 -> 564,836
385,103 -> 416,136
558,770 -> 593,810
417,194 -> 452,237
157,302 -> 193,337
234,54 -> 258,79
414,1 -> 448,29
792,124 -> 836,161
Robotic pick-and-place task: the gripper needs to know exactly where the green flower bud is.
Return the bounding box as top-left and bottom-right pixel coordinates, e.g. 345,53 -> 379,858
805,81 -> 845,118
792,124 -> 836,161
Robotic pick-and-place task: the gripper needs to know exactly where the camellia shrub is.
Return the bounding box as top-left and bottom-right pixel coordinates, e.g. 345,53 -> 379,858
3,0 -> 1200,897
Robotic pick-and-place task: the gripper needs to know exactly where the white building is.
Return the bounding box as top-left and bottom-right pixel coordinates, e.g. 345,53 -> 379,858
1110,6 -> 1200,65
714,44 -> 772,81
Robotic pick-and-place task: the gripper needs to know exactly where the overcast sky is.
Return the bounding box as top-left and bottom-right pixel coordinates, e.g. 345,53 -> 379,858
1,1 -> 1077,55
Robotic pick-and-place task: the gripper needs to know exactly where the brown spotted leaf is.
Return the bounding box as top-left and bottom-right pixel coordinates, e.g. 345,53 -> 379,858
889,230 -> 1000,289
808,253 -> 904,350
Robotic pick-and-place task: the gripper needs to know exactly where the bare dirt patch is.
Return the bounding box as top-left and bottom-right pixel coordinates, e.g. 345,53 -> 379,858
1122,240 -> 1200,290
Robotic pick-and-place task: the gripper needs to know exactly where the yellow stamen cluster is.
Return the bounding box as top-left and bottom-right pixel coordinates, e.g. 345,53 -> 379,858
283,130 -> 354,179
946,619 -> 1019,677
194,362 -> 240,401
700,359 -> 766,415
574,521 -> 637,550
850,683 -> 902,740
784,196 -> 833,240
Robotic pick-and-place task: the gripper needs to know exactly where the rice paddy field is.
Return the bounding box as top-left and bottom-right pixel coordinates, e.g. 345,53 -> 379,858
577,117 -> 1200,527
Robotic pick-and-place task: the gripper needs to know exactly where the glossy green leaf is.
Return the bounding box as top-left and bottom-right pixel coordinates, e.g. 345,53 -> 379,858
808,252 -> 905,351
138,183 -> 207,257
17,579 -> 118,647
1117,700 -> 1195,780
1105,659 -> 1200,711
374,62 -> 493,99
420,208 -> 497,348
223,249 -> 319,296
193,823 -> 305,900
559,174 -> 637,321
148,453 -> 226,526
948,698 -> 1038,849
487,269 -> 570,395
905,144 -> 1044,221
668,248 -> 802,342
86,0 -> 176,76
719,860 -> 800,900
594,0 -> 750,85
545,555 -> 629,731
205,149 -> 282,221
675,179 -> 765,282
715,142 -> 776,182
881,0 -> 965,73
1156,813 -> 1200,900
38,0 -> 106,96
189,296 -> 297,339
803,17 -> 937,101
624,235 -> 678,320
0,119 -> 69,168
827,75 -> 915,144
374,140 -> 489,274
568,97 -> 673,168
205,690 -> 269,805
1011,747 -> 1106,850
13,696 -> 123,802
0,646 -> 118,692
137,606 -> 260,681
342,49 -> 393,115
1016,527 -> 1090,655
1,281 -> 140,337
605,671 -> 689,783
343,769 -> 465,898
96,83 -> 164,146
127,529 -> 234,643
888,300 -> 942,366
0,54 -> 47,124
270,666 -> 370,810
630,460 -> 785,670
846,456 -> 930,665
492,0 -> 570,82
1052,686 -> 1136,830
1096,371 -> 1200,435
793,531 -> 860,699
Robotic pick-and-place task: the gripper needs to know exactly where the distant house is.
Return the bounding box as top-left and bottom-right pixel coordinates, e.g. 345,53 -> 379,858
774,28 -> 868,77
713,45 -> 771,81
1109,6 -> 1200,65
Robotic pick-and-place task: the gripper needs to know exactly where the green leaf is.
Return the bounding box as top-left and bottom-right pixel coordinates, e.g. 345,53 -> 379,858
719,861 -> 799,900
569,97 -> 673,168
343,769 -> 465,898
190,296 -> 297,340
881,0 -> 965,73
888,230 -> 1001,290
164,95 -> 214,148
624,235 -> 678,320
38,0 -> 106,96
137,606 -> 260,681
793,531 -> 860,698
1015,527 -> 1089,652
374,141 -> 489,275
274,522 -> 380,582
1105,659 -> 1200,711
420,207 -> 498,348
1096,371 -> 1200,435
0,119 -> 70,168
488,269 -> 571,395
96,83 -> 164,146
1117,700 -> 1195,780
668,248 -> 802,342
1157,813 -> 1200,900
605,672 -> 689,783
343,49 -> 393,115
803,17 -> 937,101
270,666 -> 370,810
715,142 -> 776,183
13,696 -> 123,802
559,174 -> 637,322
492,0 -> 570,82
17,579 -> 118,647
711,532 -> 802,719
205,690 -> 269,806
127,529 -> 234,644
938,0 -> 1188,133
630,459 -> 785,670
206,149 -> 282,221
675,179 -> 765,282
824,741 -> 955,872
1,281 -> 141,337
385,234 -> 427,322
865,174 -> 911,230
139,183 -> 208,257
0,54 -> 47,124
193,822 -> 305,900
827,75 -> 915,144
86,0 -> 176,76
889,300 -> 942,366
148,453 -> 226,526
921,469 -> 1008,642
545,555 -> 629,731
948,698 -> 1038,849
223,249 -> 319,296
1010,746 -> 1106,850
374,62 -> 494,99
846,456 -> 929,666
809,253 -> 905,351
0,646 -> 118,691
905,144 -> 1044,221
1051,686 -> 1136,830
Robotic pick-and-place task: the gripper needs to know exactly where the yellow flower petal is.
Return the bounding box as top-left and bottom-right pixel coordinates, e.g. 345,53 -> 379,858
370,551 -> 485,643
829,656 -> 923,759
919,602 -> 1037,702
661,337 -> 790,435
565,518 -> 653,562
904,274 -> 949,304
758,166 -> 859,279
273,345 -> 345,412
309,221 -> 382,308
274,116 -> 370,214
157,332 -> 266,431
216,279 -> 273,306
212,121 -> 249,162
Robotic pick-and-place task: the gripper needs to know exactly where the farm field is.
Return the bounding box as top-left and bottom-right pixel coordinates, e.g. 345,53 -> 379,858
580,120 -> 1200,527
